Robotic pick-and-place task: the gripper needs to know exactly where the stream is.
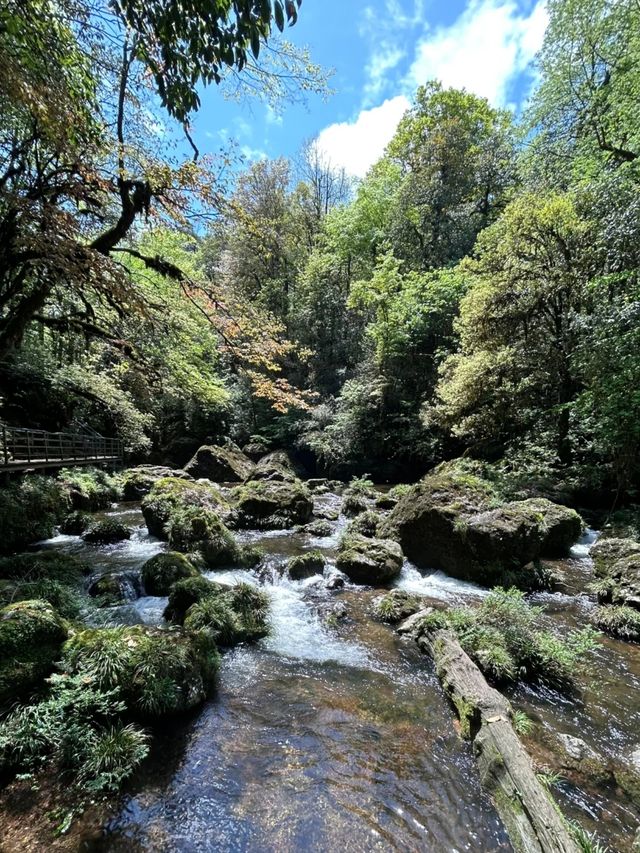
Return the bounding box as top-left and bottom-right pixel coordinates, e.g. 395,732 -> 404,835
26,491 -> 640,851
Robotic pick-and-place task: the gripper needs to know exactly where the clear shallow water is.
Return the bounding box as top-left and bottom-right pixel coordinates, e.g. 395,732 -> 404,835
21,504 -> 640,851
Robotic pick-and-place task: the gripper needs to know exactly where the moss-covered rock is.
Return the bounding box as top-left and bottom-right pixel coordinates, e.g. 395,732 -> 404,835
88,571 -> 140,605
590,537 -> 640,611
336,534 -> 404,585
517,498 -> 583,557
62,625 -> 220,717
58,467 -> 122,511
59,510 -> 93,536
242,437 -> 270,461
346,510 -> 381,538
375,493 -> 398,510
141,552 -> 199,596
303,519 -> 333,537
83,519 -> 131,544
0,600 -> 68,707
0,476 -> 70,554
0,551 -> 89,585
183,583 -> 270,646
286,550 -> 326,580
381,470 -> 580,589
165,505 -> 241,568
122,465 -> 193,501
341,494 -> 369,517
238,545 -> 263,569
184,444 -> 255,482
141,477 -> 228,539
164,576 -> 223,624
233,479 -> 313,529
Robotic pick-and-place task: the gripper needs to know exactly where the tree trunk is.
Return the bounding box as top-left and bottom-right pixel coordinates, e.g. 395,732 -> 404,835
418,629 -> 581,853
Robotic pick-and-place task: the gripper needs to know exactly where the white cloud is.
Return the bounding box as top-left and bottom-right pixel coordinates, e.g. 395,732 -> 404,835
363,44 -> 405,105
315,95 -> 410,178
406,0 -> 548,106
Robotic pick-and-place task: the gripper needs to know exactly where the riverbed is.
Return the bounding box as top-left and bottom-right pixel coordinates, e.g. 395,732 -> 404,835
4,490 -> 640,852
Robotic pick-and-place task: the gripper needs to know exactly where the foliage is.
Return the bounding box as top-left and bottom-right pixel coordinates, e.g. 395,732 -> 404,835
591,605 -> 640,642
0,673 -> 149,795
420,588 -> 598,686
0,477 -> 69,554
58,467 -> 123,511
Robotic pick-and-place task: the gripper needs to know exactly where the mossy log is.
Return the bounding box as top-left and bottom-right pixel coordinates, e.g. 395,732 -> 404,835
418,628 -> 580,853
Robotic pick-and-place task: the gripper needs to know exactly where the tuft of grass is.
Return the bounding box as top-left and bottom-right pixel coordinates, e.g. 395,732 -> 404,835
591,605 -> 640,641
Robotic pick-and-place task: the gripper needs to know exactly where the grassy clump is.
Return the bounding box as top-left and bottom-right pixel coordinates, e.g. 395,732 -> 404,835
58,467 -> 122,511
141,552 -> 199,596
0,600 -> 69,707
418,587 -> 598,686
184,583 -> 270,646
84,519 -> 131,544
62,625 -> 220,717
374,589 -> 422,623
591,605 -> 640,642
0,476 -> 70,554
166,577 -> 270,645
0,551 -> 89,585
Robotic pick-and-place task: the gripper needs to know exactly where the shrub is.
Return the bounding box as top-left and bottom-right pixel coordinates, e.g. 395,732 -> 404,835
165,505 -> 239,567
418,588 -> 598,686
373,589 -> 421,623
0,476 -> 69,554
59,510 -> 93,535
164,576 -> 223,624
0,672 -> 148,795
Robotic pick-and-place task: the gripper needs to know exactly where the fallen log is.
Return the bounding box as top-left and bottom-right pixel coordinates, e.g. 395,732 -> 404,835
417,628 -> 580,853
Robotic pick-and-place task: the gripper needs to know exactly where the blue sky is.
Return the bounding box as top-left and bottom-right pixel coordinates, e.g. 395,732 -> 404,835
192,0 -> 548,178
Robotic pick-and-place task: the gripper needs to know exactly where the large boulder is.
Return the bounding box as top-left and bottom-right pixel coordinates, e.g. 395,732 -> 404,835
336,534 -> 403,585
141,552 -> 199,596
248,453 -> 298,484
122,465 -> 193,501
233,480 -> 313,529
184,444 -> 255,483
141,477 -> 228,539
381,471 -> 581,589
0,600 -> 68,707
591,538 -> 640,610
286,550 -> 326,580
83,519 -> 131,544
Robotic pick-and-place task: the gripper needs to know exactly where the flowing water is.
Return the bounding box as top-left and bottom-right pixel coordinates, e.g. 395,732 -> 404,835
25,500 -> 640,851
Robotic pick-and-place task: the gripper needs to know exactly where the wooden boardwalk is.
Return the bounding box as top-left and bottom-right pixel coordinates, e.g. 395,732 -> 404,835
1,423 -> 123,473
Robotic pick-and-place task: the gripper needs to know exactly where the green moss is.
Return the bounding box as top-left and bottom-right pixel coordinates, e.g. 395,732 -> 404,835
341,493 -> 368,517
0,476 -> 70,554
88,573 -> 131,605
141,476 -> 228,537
184,583 -> 270,646
0,600 -> 68,707
234,479 -> 313,529
346,511 -> 381,538
0,551 -> 89,585
141,552 -> 199,596
303,519 -> 333,537
84,519 -> 131,544
166,505 -> 240,567
286,550 -> 326,580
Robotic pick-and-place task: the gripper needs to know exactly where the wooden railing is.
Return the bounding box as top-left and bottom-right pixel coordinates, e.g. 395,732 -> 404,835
0,423 -> 123,471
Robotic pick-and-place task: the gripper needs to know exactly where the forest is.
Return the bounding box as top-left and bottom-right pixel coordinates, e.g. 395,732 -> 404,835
0,0 -> 639,851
